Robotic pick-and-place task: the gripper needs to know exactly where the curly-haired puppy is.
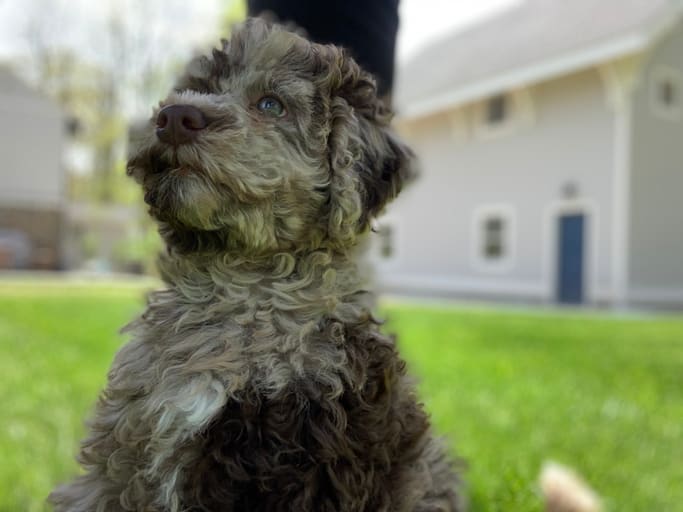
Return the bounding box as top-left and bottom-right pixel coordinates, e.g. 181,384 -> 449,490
49,19 -> 463,512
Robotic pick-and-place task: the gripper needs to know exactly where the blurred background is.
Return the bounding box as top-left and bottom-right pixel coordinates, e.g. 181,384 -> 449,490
1,1 -> 682,511
1,0 -> 682,309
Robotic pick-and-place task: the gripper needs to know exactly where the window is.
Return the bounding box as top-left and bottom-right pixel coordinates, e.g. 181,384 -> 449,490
475,89 -> 534,139
471,205 -> 516,273
651,67 -> 682,121
486,94 -> 508,124
658,80 -> 676,107
377,225 -> 394,259
372,219 -> 400,266
483,217 -> 505,260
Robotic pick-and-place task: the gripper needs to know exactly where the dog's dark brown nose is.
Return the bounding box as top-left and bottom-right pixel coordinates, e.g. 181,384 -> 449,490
156,105 -> 207,146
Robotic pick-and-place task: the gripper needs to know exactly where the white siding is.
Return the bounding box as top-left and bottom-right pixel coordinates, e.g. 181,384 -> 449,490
376,68 -> 616,302
628,21 -> 683,303
0,70 -> 64,208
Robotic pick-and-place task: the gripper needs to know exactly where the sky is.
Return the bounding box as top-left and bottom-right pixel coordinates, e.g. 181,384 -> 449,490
0,0 -> 521,63
397,0 -> 521,61
0,0 -> 225,61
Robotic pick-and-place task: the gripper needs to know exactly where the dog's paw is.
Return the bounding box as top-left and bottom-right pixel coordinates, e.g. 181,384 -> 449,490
540,461 -> 602,512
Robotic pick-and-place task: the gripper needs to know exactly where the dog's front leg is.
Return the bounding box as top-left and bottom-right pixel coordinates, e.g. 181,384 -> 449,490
48,390 -> 148,511
138,371 -> 229,510
49,338 -> 161,511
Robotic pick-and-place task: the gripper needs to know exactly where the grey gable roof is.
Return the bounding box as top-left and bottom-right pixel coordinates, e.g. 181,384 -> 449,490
395,0 -> 680,118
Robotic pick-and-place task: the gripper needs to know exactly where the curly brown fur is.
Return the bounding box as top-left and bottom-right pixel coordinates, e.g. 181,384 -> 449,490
49,18 -> 462,512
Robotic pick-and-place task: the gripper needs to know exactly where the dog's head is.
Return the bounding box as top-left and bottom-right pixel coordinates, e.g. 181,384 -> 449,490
127,18 -> 415,256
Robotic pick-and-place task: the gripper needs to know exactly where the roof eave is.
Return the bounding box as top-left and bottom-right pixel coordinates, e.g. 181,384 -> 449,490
396,32 -> 651,122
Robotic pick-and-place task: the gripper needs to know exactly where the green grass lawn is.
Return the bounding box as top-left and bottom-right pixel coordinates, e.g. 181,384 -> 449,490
1,280 -> 682,511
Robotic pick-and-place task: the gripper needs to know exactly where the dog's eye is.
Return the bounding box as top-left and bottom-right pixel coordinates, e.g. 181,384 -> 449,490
256,97 -> 286,117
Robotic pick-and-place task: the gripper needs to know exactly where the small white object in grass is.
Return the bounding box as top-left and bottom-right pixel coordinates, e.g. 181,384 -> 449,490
540,461 -> 602,512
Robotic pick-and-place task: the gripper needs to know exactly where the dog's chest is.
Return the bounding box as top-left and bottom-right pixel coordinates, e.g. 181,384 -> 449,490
129,287 -> 373,509
136,307 -> 349,447
125,315 -> 349,510
176,334 -> 413,512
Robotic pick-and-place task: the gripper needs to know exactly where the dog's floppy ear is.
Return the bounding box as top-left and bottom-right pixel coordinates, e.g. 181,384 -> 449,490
320,47 -> 417,243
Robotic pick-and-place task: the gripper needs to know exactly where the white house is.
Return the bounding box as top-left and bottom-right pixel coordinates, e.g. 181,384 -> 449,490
0,66 -> 66,269
373,0 -> 683,308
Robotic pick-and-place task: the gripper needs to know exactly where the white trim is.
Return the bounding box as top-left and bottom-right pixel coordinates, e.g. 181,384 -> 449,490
629,287 -> 683,304
593,286 -> 615,305
599,57 -> 642,307
542,199 -> 600,304
470,203 -> 517,274
399,33 -> 652,120
598,55 -> 645,110
612,97 -> 632,307
376,273 -> 617,303
377,273 -> 545,299
649,66 -> 683,122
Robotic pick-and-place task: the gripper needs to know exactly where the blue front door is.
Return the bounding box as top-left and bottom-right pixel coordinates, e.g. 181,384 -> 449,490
557,214 -> 585,304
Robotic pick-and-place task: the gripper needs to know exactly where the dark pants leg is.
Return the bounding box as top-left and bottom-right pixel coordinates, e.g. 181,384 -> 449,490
247,0 -> 399,98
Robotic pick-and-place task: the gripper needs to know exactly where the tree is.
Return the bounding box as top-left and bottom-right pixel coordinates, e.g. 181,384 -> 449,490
15,0 -> 223,203
7,0 -> 244,270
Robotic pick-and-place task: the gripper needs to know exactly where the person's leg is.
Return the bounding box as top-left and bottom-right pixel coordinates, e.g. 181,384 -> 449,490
247,0 -> 399,99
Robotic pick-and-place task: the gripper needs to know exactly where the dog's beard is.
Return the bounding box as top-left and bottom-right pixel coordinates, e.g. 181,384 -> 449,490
129,131 -> 333,253
144,164 -> 224,231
